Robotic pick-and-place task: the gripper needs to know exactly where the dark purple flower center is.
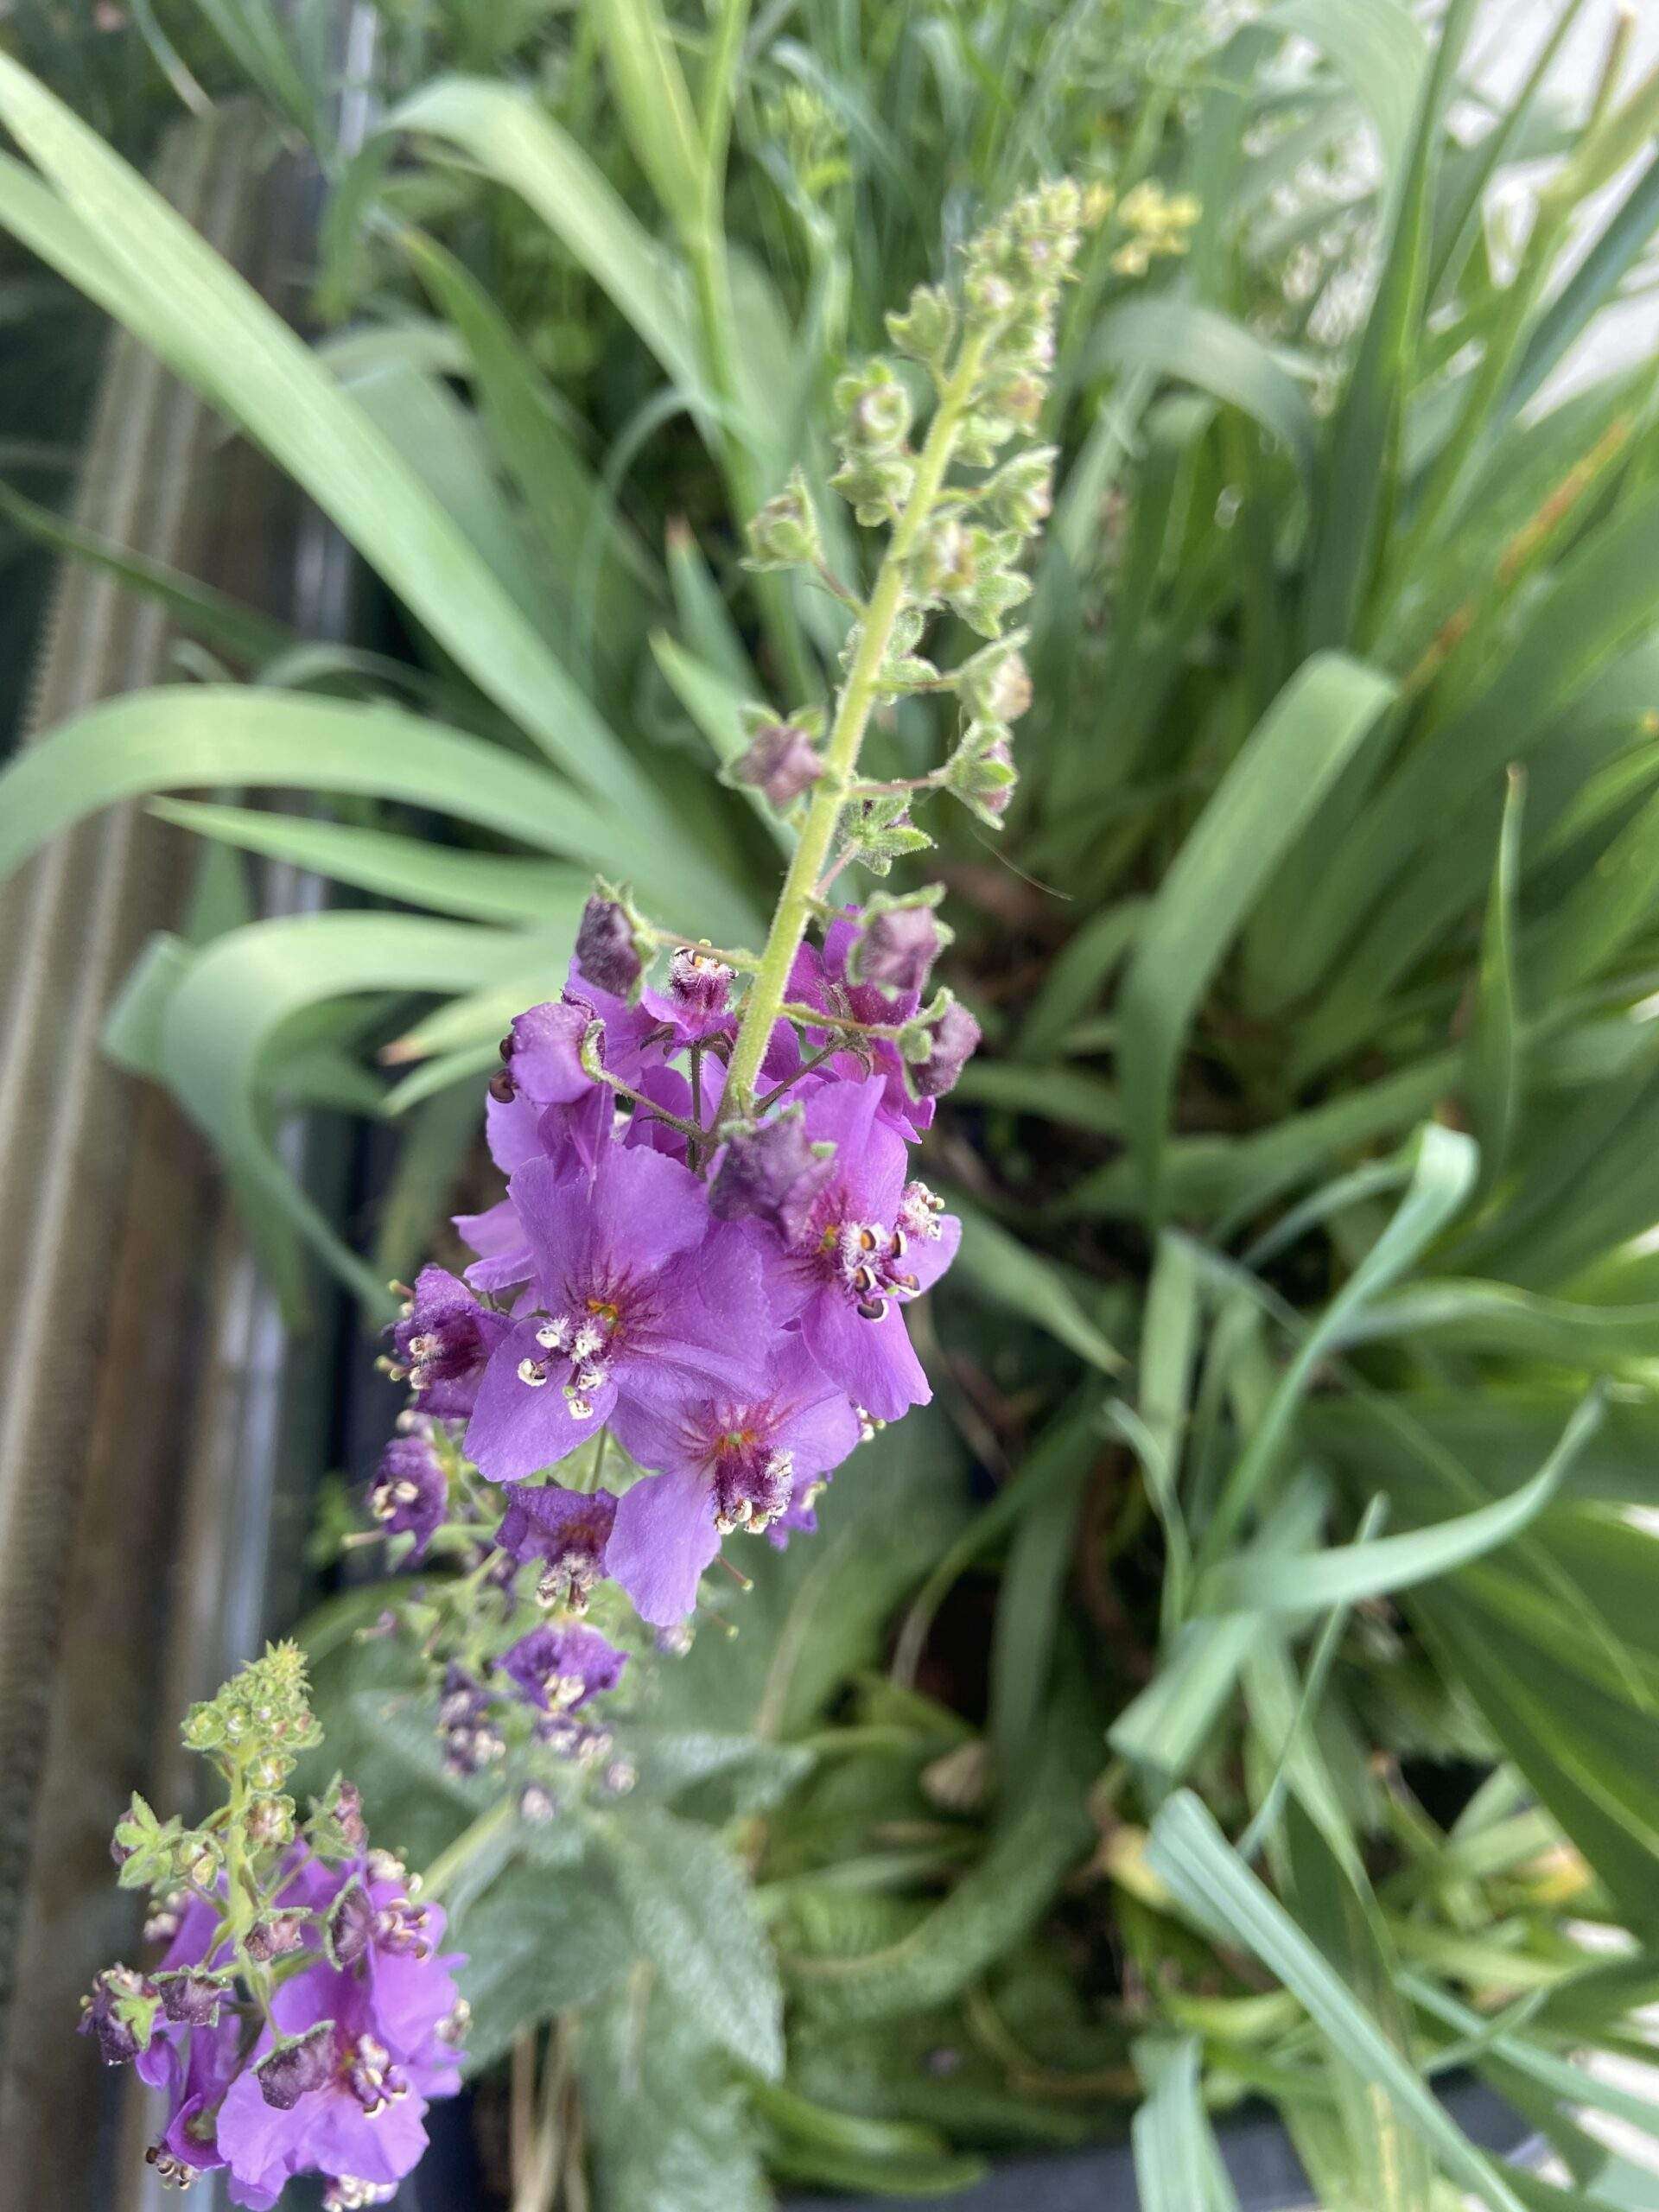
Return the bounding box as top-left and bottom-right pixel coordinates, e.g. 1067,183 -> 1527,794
342,2031 -> 410,2118
803,1178 -> 944,1320
512,1271 -> 658,1416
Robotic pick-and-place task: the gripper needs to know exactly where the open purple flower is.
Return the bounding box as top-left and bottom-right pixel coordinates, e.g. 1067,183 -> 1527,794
495,1483 -> 618,1609
137,1852 -> 465,2209
390,1268 -> 510,1418
213,1964 -> 437,2209
369,1421 -> 447,1564
605,1338 -> 862,1624
772,1076 -> 959,1422
499,1622 -> 628,1713
464,1142 -> 772,1483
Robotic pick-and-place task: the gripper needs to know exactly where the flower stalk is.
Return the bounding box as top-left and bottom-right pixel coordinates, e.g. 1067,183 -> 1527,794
721,327 -> 994,1115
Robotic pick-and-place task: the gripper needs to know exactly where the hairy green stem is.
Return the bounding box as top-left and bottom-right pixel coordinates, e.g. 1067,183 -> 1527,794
721,327 -> 992,1116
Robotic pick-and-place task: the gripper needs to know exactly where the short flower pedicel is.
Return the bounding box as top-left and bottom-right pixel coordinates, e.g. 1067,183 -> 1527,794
99,180 -> 1086,2205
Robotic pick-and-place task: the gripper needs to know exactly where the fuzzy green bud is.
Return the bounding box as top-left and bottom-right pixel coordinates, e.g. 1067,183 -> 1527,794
985,448 -> 1056,537
746,467 -> 823,570
848,794 -> 934,875
886,282 -> 956,372
835,359 -> 912,453
830,448 -> 915,528
957,634 -> 1033,723
944,721 -> 1019,827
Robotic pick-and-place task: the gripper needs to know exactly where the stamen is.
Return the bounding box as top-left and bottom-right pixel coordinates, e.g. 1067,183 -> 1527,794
517,1358 -> 550,1388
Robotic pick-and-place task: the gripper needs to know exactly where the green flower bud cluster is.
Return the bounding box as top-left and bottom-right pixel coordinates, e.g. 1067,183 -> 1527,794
745,466 -> 824,571
111,1649 -> 357,1932
1109,180 -> 1201,278
703,180 -> 1100,1116
760,83 -> 848,200
830,360 -> 917,525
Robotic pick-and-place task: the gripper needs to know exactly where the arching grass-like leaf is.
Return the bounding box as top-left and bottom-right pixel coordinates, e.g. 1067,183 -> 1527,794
1118,652 -> 1395,1211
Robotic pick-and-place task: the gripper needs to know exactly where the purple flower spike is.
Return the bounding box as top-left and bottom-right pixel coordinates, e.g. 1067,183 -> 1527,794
369,1421 -> 447,1564
772,1077 -> 960,1422
910,1000 -> 982,1099
495,1484 -> 618,1610
464,1144 -> 770,1483
734,718 -> 823,809
389,1268 -> 509,1418
499,1622 -> 628,1713
708,1103 -> 836,1245
606,1339 -> 861,1625
851,903 -> 946,1000
575,894 -> 645,999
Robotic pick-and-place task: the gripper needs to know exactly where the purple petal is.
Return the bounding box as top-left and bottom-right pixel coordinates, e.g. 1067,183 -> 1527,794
465,1320 -> 618,1483
606,1466 -> 721,1625
801,1290 -> 929,1422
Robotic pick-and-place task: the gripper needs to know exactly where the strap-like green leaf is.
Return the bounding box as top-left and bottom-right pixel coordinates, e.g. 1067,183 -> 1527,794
1119,652 -> 1395,1211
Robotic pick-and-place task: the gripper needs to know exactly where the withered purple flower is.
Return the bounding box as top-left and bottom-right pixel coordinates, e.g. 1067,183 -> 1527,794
369,1420 -> 447,1564
495,1483 -> 618,1610
708,1103 -> 836,1244
499,1622 -> 628,1713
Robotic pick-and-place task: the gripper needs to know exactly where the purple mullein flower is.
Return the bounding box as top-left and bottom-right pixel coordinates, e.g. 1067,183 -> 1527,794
368,1421 -> 447,1564
464,1142 -> 772,1484
499,1622 -> 628,1713
773,1076 -> 960,1422
436,1665 -> 504,1777
606,1338 -> 862,1624
784,911 -> 935,1136
213,1965 -> 436,2207
389,1268 -> 510,1419
495,1484 -> 618,1609
142,2014 -> 241,2192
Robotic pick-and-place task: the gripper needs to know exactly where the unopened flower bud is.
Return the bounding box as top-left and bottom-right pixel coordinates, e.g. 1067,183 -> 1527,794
245,1910 -> 308,1962
909,998 -> 982,1100
886,282 -> 956,370
732,717 -> 823,810
709,1106 -> 837,1244
746,467 -> 823,570
257,2023 -> 338,2111
836,360 -> 912,452
986,448 -> 1055,537
574,892 -> 645,1000
156,1970 -> 226,2029
958,638 -> 1033,723
245,1796 -> 294,1851
849,897 -> 951,1001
